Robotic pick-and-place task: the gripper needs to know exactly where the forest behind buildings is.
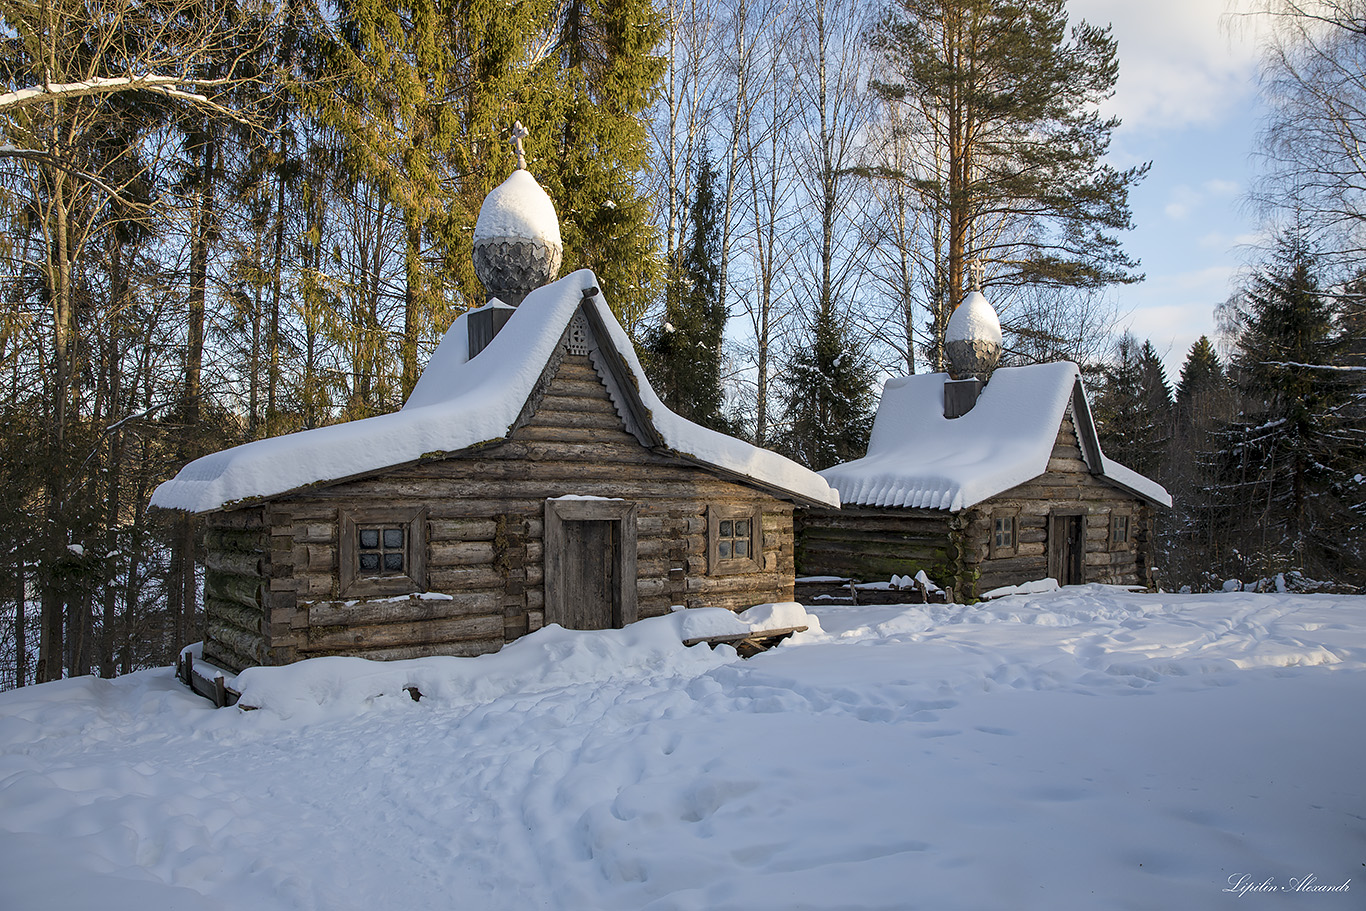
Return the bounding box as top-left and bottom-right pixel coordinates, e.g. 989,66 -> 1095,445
0,0 -> 1363,686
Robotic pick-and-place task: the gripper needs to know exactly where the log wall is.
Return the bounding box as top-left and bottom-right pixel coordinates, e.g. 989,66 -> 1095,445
962,414 -> 1155,595
200,349 -> 798,671
202,507 -> 268,672
795,507 -> 960,582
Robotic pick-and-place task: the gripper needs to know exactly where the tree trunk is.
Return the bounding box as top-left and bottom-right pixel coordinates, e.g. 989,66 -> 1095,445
402,220 -> 422,400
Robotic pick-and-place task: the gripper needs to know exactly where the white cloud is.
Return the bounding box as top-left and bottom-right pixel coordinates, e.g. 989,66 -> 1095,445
1202,178 -> 1241,196
1114,265 -> 1240,377
1069,0 -> 1262,133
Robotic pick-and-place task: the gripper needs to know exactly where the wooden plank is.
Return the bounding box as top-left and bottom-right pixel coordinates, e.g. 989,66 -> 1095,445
796,515 -> 952,536
204,527 -> 267,554
428,566 -> 506,590
300,639 -> 503,661
536,392 -> 622,415
306,591 -> 502,626
522,406 -> 626,432
307,614 -> 505,650
206,621 -> 264,667
683,625 -> 808,647
204,571 -> 262,610
310,475 -> 779,503
974,553 -> 1050,575
206,599 -> 264,635
510,424 -> 640,445
682,574 -> 792,595
429,541 -> 496,565
205,508 -> 266,530
205,550 -> 263,577
428,518 -> 499,541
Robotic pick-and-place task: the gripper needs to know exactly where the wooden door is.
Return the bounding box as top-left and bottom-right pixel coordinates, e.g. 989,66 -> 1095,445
560,519 -> 617,630
1049,512 -> 1086,586
543,498 -> 638,631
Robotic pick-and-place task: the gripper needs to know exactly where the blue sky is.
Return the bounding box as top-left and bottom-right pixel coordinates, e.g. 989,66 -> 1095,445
1071,0 -> 1266,382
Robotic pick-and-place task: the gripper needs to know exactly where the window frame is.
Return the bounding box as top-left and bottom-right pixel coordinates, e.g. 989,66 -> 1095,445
1109,511 -> 1132,552
989,509 -> 1020,559
339,506 -> 428,598
707,504 -> 763,576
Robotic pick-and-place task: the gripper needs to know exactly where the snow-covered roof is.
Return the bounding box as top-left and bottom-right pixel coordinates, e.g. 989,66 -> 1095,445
151,270 -> 838,513
821,362 -> 1171,511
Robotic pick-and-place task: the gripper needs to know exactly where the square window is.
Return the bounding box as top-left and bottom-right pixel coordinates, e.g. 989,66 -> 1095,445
708,505 -> 763,575
340,507 -> 427,598
354,524 -> 407,577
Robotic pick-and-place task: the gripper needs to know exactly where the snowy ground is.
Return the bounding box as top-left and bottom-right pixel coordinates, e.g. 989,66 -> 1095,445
1,586 -> 1362,910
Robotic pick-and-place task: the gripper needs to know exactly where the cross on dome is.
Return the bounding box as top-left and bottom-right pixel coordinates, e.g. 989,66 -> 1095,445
968,258 -> 985,292
511,121 -> 529,171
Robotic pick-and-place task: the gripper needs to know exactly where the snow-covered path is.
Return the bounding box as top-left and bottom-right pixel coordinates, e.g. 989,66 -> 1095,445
2,587 -> 1362,910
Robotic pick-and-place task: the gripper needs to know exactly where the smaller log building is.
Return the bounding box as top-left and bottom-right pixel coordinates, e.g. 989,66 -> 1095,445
798,362 -> 1171,599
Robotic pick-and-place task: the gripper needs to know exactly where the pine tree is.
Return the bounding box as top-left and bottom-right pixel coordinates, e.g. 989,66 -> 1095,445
1214,231 -> 1366,581
870,0 -> 1147,360
644,147 -> 734,431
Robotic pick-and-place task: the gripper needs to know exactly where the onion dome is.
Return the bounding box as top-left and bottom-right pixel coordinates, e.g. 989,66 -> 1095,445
944,289 -> 1003,382
472,147 -> 563,306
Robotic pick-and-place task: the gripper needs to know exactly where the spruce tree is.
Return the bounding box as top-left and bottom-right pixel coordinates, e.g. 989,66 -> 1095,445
1164,335 -> 1233,588
536,0 -> 666,331
777,309 -> 876,470
1214,231 -> 1366,581
1175,336 -> 1224,424
1094,335 -> 1171,479
643,147 -> 734,431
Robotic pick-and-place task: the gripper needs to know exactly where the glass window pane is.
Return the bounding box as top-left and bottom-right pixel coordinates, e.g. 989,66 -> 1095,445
359,553 -> 380,572
719,520 -> 732,537
719,540 -> 731,558
735,519 -> 750,537
734,539 -> 748,557
383,528 -> 404,549
359,529 -> 379,549
384,553 -> 404,572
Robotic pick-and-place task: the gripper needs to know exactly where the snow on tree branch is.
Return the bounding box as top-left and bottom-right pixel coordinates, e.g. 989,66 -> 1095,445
0,74 -> 259,127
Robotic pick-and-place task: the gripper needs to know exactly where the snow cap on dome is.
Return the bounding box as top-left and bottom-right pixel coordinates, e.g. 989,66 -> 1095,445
945,289 -> 1002,382
473,170 -> 561,246
946,290 -> 1002,346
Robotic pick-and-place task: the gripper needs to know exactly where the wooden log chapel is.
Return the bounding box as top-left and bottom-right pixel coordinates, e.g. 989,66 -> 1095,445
151,158 -> 838,674
798,285 -> 1171,599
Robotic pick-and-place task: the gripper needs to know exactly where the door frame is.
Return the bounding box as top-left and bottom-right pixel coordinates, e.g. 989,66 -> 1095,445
544,498 -> 638,629
1047,508 -> 1087,586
